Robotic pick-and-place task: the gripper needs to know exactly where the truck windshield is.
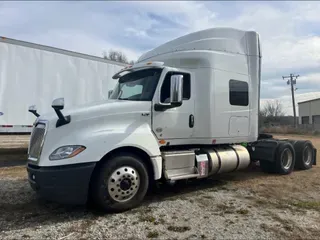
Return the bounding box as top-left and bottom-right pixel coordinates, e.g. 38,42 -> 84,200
109,68 -> 162,101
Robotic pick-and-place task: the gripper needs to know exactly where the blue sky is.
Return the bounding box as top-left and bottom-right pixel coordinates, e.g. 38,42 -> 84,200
1,1 -> 320,114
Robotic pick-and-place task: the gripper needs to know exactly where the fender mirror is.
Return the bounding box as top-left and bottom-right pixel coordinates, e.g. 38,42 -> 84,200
52,98 -> 64,110
51,98 -> 70,127
28,105 -> 40,117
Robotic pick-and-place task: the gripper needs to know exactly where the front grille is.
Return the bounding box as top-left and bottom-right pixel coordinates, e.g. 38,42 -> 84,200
28,123 -> 46,160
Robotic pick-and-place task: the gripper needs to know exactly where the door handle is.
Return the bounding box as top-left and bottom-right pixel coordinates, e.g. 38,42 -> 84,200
189,114 -> 194,128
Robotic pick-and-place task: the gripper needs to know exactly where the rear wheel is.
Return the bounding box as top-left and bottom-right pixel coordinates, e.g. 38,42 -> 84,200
90,153 -> 149,213
293,140 -> 314,170
274,142 -> 295,174
259,142 -> 295,175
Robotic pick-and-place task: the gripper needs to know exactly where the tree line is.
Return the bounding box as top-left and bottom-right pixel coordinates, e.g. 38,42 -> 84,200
103,50 -> 135,65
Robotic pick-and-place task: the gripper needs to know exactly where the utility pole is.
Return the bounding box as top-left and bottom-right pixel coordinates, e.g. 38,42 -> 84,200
282,74 -> 299,128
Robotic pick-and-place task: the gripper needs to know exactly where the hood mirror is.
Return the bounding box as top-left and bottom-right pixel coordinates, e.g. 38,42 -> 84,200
52,98 -> 64,110
28,105 -> 40,117
51,98 -> 70,127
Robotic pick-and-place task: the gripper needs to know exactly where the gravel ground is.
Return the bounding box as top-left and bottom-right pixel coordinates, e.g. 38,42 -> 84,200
0,134 -> 320,239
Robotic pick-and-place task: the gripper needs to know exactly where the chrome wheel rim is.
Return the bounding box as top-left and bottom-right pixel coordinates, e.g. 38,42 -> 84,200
303,145 -> 312,165
281,148 -> 293,170
107,166 -> 140,202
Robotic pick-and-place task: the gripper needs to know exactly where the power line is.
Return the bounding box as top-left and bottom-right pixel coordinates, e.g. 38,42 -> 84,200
282,74 -> 299,128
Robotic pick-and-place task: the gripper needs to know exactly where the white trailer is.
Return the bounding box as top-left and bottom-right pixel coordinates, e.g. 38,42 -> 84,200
26,28 -> 317,213
0,36 -> 127,133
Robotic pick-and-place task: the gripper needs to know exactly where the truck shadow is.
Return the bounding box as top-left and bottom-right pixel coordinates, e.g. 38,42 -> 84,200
144,163 -> 266,203
0,152 -> 27,168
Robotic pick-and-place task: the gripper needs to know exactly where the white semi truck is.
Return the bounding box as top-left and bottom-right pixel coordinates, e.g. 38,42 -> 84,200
0,36 -> 126,133
26,28 -> 317,213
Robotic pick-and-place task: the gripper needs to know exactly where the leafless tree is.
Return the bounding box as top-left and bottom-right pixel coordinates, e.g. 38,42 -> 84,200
261,100 -> 285,117
103,50 -> 135,65
259,100 -> 286,128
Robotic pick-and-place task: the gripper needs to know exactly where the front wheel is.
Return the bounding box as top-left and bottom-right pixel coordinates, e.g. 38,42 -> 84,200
90,153 -> 149,213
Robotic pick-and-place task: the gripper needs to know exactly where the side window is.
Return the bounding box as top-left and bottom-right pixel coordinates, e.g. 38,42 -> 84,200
119,84 -> 143,99
229,79 -> 249,106
160,72 -> 191,103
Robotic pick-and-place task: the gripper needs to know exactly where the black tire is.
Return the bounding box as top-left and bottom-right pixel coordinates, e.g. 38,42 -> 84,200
260,142 -> 295,175
292,140 -> 314,170
90,153 -> 149,213
273,142 -> 295,175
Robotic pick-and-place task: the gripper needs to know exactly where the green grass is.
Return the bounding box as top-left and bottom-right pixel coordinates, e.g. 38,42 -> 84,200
291,201 -> 320,210
167,225 -> 191,232
147,231 -> 159,238
236,208 -> 249,215
139,214 -> 156,223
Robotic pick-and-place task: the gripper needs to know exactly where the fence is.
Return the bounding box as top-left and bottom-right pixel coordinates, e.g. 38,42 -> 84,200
261,124 -> 320,136
298,123 -> 320,131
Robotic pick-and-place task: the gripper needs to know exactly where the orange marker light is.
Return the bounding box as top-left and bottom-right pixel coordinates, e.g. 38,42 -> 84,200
68,146 -> 86,158
159,139 -> 166,144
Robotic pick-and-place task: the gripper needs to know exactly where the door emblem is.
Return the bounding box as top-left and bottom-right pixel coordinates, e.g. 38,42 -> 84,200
141,113 -> 150,116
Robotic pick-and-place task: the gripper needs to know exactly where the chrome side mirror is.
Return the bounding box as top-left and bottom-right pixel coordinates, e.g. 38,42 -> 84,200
52,98 -> 64,110
170,74 -> 183,105
28,105 -> 40,117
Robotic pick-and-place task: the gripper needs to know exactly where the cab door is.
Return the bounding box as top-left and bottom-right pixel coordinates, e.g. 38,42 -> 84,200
152,68 -> 195,140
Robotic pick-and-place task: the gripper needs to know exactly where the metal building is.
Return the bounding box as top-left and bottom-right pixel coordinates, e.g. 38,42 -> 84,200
298,98 -> 320,124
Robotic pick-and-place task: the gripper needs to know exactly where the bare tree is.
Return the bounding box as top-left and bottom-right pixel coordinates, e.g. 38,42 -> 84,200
262,100 -> 285,117
103,50 -> 135,65
259,100 -> 286,128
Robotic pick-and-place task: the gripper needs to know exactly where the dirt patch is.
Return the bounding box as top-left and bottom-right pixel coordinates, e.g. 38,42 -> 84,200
0,166 -> 27,179
0,135 -> 30,149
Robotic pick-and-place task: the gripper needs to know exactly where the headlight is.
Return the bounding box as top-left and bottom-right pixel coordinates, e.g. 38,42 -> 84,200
49,145 -> 86,160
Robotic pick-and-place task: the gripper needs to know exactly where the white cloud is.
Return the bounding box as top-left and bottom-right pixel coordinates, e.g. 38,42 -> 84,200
0,5 -> 23,27
125,28 -> 148,38
299,72 -> 320,85
261,36 -> 320,72
291,1 -> 320,22
123,1 -> 320,75
0,0 -> 320,108
14,29 -> 142,62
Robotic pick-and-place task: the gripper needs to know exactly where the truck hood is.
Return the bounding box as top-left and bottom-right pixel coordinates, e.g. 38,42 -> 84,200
36,99 -> 151,129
